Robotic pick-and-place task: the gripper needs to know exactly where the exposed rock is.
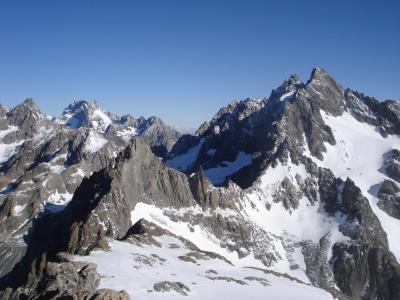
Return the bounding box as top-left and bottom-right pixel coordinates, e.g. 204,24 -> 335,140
330,179 -> 400,300
386,162 -> 400,183
378,179 -> 400,196
206,276 -> 247,285
153,281 -> 190,295
244,276 -> 270,286
377,180 -> 400,219
273,176 -> 301,210
90,289 -> 130,300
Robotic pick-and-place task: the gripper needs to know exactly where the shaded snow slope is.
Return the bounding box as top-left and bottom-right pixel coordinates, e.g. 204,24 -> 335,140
204,151 -> 252,185
165,139 -> 204,172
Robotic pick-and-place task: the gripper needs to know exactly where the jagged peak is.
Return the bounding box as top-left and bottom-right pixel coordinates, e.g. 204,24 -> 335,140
62,100 -> 101,115
21,98 -> 39,111
10,98 -> 41,115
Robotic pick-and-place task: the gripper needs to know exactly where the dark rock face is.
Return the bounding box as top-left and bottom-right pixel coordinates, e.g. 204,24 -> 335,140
386,163 -> 400,183
329,179 -> 400,300
381,149 -> 400,184
377,180 -> 400,219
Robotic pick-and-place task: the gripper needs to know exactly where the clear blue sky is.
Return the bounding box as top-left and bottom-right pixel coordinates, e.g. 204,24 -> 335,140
0,0 -> 399,128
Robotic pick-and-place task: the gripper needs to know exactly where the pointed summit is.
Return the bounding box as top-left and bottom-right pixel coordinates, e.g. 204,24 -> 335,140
305,67 -> 345,115
307,67 -> 335,84
6,98 -> 50,132
9,98 -> 42,117
13,98 -> 40,113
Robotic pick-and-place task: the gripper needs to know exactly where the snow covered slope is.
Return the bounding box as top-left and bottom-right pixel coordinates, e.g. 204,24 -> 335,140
78,226 -> 334,300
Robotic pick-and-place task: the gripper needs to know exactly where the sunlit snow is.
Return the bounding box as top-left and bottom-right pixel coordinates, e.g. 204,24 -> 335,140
85,131 -> 108,153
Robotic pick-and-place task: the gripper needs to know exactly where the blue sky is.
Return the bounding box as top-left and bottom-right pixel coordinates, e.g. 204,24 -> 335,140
0,0 -> 399,128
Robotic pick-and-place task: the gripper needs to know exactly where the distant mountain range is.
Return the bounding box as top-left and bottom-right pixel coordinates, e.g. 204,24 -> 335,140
1,67 -> 400,300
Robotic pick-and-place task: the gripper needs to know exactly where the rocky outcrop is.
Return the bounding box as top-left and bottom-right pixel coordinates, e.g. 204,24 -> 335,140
386,163 -> 400,183
377,180 -> 400,219
188,168 -> 237,210
90,289 -> 130,300
0,259 -> 101,299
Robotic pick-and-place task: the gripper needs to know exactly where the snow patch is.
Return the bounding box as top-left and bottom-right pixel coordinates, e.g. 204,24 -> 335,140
117,126 -> 137,142
91,109 -> 112,132
279,91 -> 295,101
14,204 -> 27,216
204,151 -> 252,185
0,125 -> 18,138
46,190 -> 73,208
85,131 -> 108,153
0,140 -> 24,164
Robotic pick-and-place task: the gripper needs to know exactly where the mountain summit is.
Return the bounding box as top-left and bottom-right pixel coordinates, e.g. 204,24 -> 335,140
60,100 -> 116,132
